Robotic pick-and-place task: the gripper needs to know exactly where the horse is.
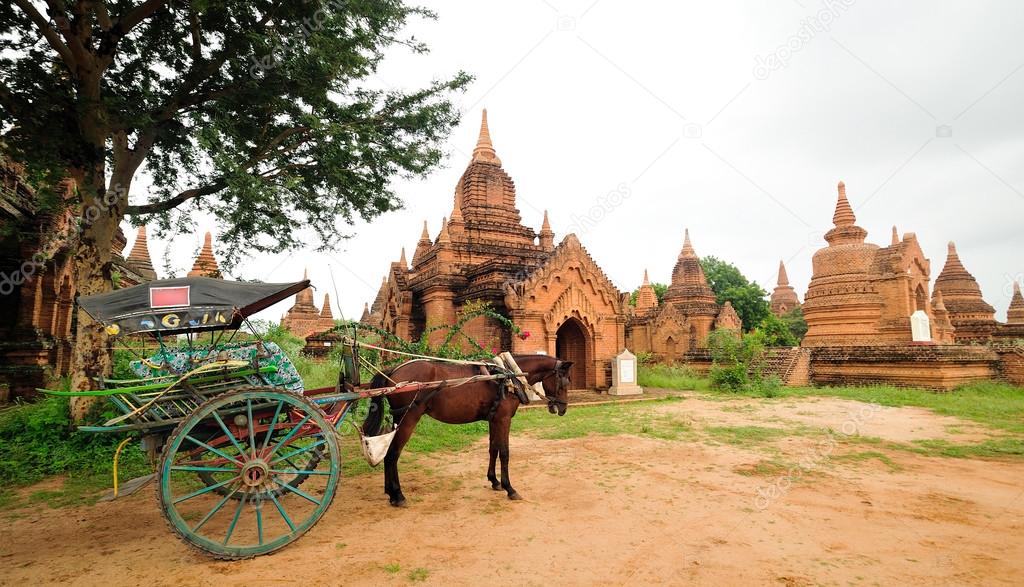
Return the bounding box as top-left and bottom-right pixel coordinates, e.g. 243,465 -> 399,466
361,354 -> 572,507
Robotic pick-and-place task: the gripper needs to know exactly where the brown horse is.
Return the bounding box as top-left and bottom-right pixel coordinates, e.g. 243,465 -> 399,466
361,354 -> 571,506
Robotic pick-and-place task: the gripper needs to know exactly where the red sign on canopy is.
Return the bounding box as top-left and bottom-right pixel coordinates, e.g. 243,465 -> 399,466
150,286 -> 191,309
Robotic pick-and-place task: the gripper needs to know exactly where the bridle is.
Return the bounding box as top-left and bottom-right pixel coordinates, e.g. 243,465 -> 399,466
536,359 -> 569,409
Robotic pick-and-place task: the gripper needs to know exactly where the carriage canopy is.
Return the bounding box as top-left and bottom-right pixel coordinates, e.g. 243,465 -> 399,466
78,277 -> 310,336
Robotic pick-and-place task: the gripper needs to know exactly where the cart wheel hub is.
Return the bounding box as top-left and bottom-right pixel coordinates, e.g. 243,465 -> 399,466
241,460 -> 270,487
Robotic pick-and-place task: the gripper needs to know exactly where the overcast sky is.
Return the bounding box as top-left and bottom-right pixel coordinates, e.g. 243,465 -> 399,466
130,0 -> 1024,322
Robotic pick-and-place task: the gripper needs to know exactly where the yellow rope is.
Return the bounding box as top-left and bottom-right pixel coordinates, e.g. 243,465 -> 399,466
112,437 -> 133,498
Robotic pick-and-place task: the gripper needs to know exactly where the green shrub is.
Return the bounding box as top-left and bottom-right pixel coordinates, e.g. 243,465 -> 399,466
638,364 -> 711,391
0,398 -> 148,494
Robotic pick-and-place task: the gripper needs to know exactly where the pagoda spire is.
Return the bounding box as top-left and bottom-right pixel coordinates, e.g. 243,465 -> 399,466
833,180 -> 857,228
643,269 -> 650,285
398,247 -> 408,269
891,225 -> 899,245
437,216 -> 451,244
1008,281 -> 1024,325
412,220 -> 432,266
471,109 -> 501,165
320,293 -> 333,319
188,231 -> 222,278
126,225 -> 156,280
680,228 -> 696,258
360,302 -> 371,322
539,210 -> 554,250
777,260 -> 789,286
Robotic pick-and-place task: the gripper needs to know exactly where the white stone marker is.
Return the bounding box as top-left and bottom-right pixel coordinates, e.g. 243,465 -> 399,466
910,310 -> 932,342
609,349 -> 643,396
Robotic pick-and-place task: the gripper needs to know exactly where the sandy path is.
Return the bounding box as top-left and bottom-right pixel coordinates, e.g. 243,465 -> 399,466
2,394 -> 1023,586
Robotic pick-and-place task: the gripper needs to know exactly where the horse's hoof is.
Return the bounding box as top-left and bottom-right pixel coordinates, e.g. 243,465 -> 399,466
390,498 -> 407,508
508,492 -> 523,501
491,483 -> 502,491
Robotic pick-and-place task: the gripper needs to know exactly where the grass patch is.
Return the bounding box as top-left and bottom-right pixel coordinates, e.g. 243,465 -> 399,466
513,397 -> 693,441
733,458 -> 791,477
382,563 -> 402,574
831,451 -> 902,471
704,425 -> 789,447
408,568 -> 430,582
638,364 -> 712,391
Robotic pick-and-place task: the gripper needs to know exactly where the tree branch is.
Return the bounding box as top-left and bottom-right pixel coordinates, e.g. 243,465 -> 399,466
94,0 -> 113,30
125,180 -> 227,215
12,0 -> 77,70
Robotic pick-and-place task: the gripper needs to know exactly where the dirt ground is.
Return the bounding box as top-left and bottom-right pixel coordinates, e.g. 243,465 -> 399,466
2,392 -> 1023,586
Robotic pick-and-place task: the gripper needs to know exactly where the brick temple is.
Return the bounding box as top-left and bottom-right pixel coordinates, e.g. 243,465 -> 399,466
0,158 -> 157,398
626,229 -> 741,361
791,181 -> 1022,389
280,269 -> 335,339
367,111 -> 627,389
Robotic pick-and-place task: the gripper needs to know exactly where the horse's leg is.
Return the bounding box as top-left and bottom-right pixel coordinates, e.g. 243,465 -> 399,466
487,423 -> 501,490
496,413 -> 521,500
384,406 -> 424,507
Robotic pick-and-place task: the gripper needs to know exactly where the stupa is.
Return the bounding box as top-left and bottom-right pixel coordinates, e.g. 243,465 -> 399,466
770,260 -> 800,316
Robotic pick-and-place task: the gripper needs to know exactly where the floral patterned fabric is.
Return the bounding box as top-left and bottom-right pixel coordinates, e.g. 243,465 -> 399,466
129,341 -> 304,394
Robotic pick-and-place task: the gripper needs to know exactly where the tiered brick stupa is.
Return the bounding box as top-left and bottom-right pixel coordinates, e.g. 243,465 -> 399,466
187,232 -> 222,278
770,260 -> 800,316
1008,282 -> 1024,325
626,229 -> 740,361
798,181 -> 1003,389
933,242 -> 998,343
635,270 -> 658,312
370,110 -> 626,389
281,270 -> 336,339
125,226 -> 157,281
802,182 -> 934,346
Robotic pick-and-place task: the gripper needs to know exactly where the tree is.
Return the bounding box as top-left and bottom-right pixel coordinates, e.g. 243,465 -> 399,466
628,282 -> 668,306
755,313 -> 798,347
699,256 -> 770,331
780,306 -> 808,342
1,1 -> 470,418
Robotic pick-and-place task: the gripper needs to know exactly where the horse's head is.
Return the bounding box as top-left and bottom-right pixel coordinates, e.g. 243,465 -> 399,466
540,359 -> 572,416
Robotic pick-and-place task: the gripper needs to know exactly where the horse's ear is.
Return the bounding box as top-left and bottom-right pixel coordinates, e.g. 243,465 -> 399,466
558,361 -> 573,373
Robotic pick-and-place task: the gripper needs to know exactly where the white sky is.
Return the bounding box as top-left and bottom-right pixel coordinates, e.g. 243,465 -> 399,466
127,0 -> 1024,322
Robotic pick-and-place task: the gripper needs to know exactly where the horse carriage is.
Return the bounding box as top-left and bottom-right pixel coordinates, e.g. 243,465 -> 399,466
46,277 -> 570,559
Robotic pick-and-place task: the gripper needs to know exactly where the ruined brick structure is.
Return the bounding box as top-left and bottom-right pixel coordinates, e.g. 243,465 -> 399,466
625,229 -> 742,362
368,111 -> 627,389
280,269 -> 335,339
770,260 -> 800,316
794,181 -> 1017,389
0,158 -> 155,399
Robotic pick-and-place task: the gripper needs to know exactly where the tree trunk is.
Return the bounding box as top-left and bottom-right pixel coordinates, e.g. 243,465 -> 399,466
68,187 -> 121,420
67,155 -> 132,420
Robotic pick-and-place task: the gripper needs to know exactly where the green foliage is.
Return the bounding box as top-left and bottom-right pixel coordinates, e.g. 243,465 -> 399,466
706,329 -> 779,396
700,256 -> 770,331
755,313 -> 798,347
0,398 -> 148,502
780,307 -> 808,341
1,1 -> 471,267
628,282 -> 668,307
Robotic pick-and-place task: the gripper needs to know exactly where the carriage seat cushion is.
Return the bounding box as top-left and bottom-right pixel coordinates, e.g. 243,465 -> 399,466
129,341 -> 304,394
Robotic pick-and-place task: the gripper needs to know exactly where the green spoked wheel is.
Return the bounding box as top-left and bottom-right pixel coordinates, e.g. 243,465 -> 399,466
157,387 -> 340,559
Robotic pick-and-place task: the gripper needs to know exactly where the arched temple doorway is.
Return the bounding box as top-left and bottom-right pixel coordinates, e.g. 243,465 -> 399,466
915,284 -> 927,312
556,318 -> 590,389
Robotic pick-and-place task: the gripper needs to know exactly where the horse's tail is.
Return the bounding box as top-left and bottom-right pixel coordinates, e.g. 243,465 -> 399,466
362,372 -> 390,436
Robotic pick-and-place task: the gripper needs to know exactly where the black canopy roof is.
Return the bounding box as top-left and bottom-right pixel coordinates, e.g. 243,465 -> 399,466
78,277 -> 310,336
